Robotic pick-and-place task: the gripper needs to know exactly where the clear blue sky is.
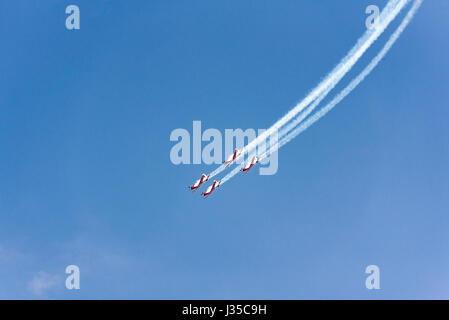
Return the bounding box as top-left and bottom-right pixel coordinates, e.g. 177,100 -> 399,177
1,0 -> 448,299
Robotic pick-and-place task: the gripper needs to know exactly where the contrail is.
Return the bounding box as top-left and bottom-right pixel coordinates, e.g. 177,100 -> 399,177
220,0 -> 422,185
253,0 -> 423,167
208,0 -> 408,179
219,0 -> 417,185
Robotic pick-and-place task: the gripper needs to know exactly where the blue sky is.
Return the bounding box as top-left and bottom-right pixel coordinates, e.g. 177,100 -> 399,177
1,0 -> 448,299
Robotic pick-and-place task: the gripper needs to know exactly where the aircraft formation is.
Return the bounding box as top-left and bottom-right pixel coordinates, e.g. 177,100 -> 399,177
188,149 -> 258,198
186,0 -> 423,199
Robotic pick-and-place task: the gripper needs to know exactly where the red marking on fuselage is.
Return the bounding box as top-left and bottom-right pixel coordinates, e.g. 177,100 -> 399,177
189,174 -> 209,190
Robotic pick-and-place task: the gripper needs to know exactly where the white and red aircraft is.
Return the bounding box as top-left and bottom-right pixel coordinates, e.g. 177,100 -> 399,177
241,156 -> 259,175
201,180 -> 220,198
188,174 -> 209,191
223,148 -> 241,167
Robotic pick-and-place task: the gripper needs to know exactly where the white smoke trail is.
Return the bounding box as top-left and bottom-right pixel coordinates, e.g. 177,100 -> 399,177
221,0 -> 422,185
209,0 -> 407,179
259,0 -> 423,164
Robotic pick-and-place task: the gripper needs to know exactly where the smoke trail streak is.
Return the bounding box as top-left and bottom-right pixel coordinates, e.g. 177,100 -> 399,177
253,0 -> 423,166
219,0 -> 417,185
208,0 -> 407,180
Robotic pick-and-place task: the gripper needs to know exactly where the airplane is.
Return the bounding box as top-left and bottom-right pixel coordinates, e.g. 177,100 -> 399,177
188,174 -> 209,191
201,180 -> 220,198
241,156 -> 259,175
223,148 -> 241,167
